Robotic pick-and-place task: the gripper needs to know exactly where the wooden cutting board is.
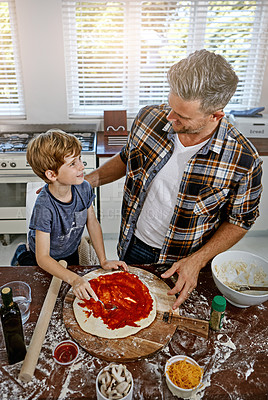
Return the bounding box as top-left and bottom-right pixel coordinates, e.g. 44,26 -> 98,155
63,266 -> 178,362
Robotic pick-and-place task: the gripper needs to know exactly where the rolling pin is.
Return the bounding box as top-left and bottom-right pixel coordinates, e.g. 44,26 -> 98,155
18,260 -> 67,383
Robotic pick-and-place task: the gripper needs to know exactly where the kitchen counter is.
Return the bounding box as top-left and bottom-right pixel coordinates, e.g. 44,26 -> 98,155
0,265 -> 267,399
96,132 -> 268,157
96,132 -> 127,157
250,138 -> 268,156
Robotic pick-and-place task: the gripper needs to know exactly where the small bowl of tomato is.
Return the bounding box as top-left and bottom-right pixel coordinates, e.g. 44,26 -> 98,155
53,340 -> 79,366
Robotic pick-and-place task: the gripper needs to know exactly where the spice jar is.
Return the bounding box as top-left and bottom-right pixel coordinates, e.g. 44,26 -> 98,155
209,295 -> 226,331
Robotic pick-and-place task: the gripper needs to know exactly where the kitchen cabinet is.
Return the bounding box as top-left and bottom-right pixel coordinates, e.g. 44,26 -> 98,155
96,132 -> 126,238
98,157 -> 124,237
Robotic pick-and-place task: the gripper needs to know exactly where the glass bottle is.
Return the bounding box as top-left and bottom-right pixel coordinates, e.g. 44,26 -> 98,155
0,286 -> 27,364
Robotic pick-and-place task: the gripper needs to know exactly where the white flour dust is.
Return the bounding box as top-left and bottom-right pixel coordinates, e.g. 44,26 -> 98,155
1,272 -> 267,399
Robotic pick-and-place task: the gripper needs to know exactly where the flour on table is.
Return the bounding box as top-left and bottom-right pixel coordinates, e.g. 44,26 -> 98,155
217,334 -> 236,350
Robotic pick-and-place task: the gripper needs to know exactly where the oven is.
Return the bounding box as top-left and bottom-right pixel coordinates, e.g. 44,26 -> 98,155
0,124 -> 98,236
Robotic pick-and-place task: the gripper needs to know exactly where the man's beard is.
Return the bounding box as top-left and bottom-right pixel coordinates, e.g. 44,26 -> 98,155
171,121 -> 208,135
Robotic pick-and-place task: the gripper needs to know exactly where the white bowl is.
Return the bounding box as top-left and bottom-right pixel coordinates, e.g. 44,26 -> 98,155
211,250 -> 268,308
96,364 -> 133,400
165,355 -> 203,399
52,340 -> 79,365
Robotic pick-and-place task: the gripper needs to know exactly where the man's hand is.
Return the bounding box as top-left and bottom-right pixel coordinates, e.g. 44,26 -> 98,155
161,254 -> 203,309
160,223 -> 247,309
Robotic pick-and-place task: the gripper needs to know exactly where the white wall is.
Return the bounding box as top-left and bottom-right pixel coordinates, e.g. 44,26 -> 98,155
260,60 -> 268,112
0,0 -> 267,125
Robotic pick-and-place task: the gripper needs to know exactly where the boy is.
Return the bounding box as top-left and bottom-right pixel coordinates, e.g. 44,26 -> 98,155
24,129 -> 127,300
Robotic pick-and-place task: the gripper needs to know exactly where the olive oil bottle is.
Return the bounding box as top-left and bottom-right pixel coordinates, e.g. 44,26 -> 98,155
0,286 -> 27,364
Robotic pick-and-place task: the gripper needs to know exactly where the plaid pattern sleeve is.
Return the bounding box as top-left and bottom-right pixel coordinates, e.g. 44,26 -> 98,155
118,105 -> 263,263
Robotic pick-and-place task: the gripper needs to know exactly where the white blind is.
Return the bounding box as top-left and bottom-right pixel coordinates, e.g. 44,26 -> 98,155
0,0 -> 25,118
62,0 -> 268,117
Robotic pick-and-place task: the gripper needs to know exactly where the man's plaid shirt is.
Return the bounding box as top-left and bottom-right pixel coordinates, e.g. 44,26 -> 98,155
118,104 -> 263,263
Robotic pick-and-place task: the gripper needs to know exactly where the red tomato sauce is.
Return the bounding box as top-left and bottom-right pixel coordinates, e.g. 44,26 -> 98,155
78,272 -> 153,330
54,342 -> 78,363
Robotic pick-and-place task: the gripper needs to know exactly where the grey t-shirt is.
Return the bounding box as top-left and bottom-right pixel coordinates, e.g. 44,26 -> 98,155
28,181 -> 95,259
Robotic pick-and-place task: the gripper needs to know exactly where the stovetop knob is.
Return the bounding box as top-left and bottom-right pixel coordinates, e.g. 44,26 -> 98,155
1,162 -> 7,168
10,162 -> 16,168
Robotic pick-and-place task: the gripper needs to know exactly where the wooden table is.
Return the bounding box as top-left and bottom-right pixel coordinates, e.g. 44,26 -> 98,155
0,264 -> 267,399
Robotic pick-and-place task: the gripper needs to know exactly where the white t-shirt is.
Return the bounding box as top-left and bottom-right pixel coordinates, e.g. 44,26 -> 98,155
135,135 -> 207,248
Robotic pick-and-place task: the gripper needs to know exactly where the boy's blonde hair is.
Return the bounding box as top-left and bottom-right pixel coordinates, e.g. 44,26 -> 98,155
26,129 -> 82,183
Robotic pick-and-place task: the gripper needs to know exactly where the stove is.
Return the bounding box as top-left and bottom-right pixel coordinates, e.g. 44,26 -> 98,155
0,123 -> 99,235
0,132 -> 95,153
0,123 -> 98,171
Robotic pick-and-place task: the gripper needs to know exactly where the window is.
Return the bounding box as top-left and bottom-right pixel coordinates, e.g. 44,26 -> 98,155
0,0 -> 25,118
62,0 -> 268,117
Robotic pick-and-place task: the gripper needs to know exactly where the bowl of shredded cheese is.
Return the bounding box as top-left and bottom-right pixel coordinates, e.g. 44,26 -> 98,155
212,250 -> 268,308
165,355 -> 203,398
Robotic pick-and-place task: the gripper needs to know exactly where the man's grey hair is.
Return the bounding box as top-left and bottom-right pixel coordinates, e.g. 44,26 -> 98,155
167,49 -> 239,114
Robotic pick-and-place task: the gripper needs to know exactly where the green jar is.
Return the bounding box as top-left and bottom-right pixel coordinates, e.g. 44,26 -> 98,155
209,295 -> 226,331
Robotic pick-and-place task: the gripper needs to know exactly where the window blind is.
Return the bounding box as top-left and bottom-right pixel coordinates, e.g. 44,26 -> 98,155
62,0 -> 268,117
0,0 -> 25,118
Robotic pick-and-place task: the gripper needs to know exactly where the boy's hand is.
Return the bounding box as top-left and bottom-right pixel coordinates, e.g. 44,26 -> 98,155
101,260 -> 128,272
72,275 -> 98,300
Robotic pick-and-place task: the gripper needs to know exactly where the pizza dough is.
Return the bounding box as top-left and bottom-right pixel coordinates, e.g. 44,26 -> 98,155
73,270 -> 157,339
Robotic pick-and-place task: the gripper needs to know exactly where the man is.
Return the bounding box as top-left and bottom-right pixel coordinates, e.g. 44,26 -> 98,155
86,49 -> 262,309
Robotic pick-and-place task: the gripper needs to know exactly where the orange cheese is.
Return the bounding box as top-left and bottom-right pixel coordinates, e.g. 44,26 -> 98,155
167,358 -> 203,389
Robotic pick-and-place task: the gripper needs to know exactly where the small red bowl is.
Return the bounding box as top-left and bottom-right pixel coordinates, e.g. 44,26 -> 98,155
53,340 -> 79,366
